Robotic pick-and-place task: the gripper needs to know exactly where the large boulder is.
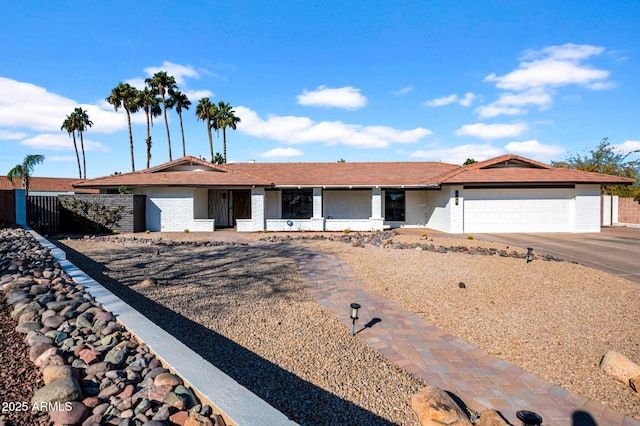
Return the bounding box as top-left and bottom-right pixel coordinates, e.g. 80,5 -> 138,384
411,386 -> 472,426
31,377 -> 83,412
600,350 -> 640,386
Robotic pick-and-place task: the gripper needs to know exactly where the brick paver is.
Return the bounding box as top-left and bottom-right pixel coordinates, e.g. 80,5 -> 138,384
271,242 -> 640,426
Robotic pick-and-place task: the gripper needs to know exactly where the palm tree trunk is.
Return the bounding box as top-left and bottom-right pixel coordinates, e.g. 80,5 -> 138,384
207,123 -> 214,163
127,110 -> 135,172
72,133 -> 82,178
179,112 -> 186,157
145,110 -> 152,169
223,127 -> 227,164
79,131 -> 87,179
163,98 -> 172,161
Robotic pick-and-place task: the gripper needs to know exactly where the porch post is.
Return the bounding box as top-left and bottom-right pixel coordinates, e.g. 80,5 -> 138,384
310,187 -> 324,231
370,187 -> 384,231
250,187 -> 265,232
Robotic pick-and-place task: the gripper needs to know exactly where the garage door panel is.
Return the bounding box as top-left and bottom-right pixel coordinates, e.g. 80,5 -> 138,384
464,189 -> 573,233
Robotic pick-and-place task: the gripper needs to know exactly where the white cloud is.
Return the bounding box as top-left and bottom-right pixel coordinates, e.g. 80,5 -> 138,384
0,129 -> 27,140
475,105 -> 526,118
484,43 -> 610,91
236,106 -> 432,149
424,94 -> 458,107
143,61 -> 201,86
185,89 -> 214,100
459,92 -> 477,107
411,143 -> 505,164
393,86 -> 414,95
297,86 -> 367,109
20,133 -> 108,152
454,123 -> 528,139
615,140 -> 640,153
505,140 -> 566,159
259,147 -> 303,158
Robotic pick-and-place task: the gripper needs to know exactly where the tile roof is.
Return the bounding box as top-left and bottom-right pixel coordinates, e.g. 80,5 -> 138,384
437,155 -> 636,185
0,176 -> 97,192
72,155 -> 636,189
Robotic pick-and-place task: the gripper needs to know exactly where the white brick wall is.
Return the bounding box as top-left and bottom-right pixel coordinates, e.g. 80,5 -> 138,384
324,190 -> 370,219
143,188 -> 214,232
574,184 -> 601,232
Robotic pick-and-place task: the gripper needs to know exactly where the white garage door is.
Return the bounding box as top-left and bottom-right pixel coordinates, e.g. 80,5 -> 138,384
463,188 -> 574,233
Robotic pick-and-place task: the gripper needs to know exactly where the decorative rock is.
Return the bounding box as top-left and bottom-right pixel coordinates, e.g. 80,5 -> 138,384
97,382 -> 126,399
31,377 -> 83,411
411,386 -> 472,426
75,312 -> 94,329
184,413 -> 214,426
42,365 -> 77,385
154,371 -> 182,387
174,385 -> 197,410
600,350 -> 640,386
170,410 -> 189,425
48,401 -> 90,425
630,375 -> 640,393
146,367 -> 169,380
34,347 -> 65,369
475,410 -> 509,426
82,397 -> 102,408
15,321 -> 42,334
85,361 -> 112,376
164,391 -> 188,410
30,342 -> 56,362
148,384 -> 173,403
11,301 -> 41,319
43,314 -> 67,329
79,348 -> 102,365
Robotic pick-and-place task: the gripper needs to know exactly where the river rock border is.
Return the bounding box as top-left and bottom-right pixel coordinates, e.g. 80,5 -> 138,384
1,226 -> 296,426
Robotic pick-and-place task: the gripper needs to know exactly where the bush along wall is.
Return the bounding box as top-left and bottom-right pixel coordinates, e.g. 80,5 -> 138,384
59,195 -> 146,234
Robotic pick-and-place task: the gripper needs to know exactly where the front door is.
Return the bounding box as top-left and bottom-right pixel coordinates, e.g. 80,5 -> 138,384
232,191 -> 251,224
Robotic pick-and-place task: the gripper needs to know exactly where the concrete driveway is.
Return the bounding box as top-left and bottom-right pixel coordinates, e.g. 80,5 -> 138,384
470,226 -> 640,284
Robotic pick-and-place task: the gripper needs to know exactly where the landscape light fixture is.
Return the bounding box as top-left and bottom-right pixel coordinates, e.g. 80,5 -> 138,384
526,247 -> 534,263
516,410 -> 543,426
349,303 -> 361,336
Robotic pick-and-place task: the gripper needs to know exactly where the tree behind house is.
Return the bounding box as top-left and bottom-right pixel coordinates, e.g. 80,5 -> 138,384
6,154 -> 45,196
552,137 -> 640,199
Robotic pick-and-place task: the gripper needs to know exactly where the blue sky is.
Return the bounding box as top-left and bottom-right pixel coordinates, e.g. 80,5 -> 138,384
1,1 -> 639,179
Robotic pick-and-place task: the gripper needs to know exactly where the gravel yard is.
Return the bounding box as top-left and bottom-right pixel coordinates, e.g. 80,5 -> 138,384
54,237 -> 424,425
55,230 -> 640,421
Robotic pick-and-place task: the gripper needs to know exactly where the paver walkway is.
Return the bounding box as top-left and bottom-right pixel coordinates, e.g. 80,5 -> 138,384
271,242 -> 640,426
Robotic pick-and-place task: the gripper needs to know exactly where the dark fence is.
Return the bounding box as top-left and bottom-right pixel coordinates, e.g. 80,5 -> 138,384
58,194 -> 146,234
0,190 -> 15,225
27,196 -> 61,233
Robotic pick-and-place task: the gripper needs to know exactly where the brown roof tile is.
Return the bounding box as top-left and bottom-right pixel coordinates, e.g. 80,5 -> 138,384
72,155 -> 635,189
1,176 -> 97,192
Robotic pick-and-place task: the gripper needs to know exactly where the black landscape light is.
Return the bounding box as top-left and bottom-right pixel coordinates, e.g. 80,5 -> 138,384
350,303 -> 361,336
516,410 -> 543,426
526,247 -> 534,263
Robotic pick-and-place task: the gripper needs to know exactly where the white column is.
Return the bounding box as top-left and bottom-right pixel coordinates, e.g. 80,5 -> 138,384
370,187 -> 384,231
311,187 -> 325,230
251,187 -> 265,232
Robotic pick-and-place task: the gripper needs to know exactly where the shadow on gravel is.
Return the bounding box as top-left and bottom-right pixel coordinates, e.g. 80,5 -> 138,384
53,241 -> 399,426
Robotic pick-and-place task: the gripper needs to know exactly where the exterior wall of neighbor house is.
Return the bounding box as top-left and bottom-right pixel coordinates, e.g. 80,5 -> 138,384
138,187 -> 214,232
574,184 -> 601,232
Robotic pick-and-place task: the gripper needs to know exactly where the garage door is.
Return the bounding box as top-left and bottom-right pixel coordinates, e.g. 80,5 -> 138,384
463,188 -> 574,233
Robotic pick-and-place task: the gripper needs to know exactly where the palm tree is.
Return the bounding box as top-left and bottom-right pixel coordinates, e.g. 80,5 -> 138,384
195,97 -> 218,163
213,101 -> 241,163
168,90 -> 191,157
6,154 -> 45,196
71,107 -> 93,179
61,115 -> 82,178
106,83 -> 140,172
145,71 -> 177,161
136,87 -> 162,168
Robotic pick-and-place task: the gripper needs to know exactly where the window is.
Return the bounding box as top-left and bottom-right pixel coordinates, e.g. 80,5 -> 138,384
385,190 -> 405,221
282,189 -> 313,219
